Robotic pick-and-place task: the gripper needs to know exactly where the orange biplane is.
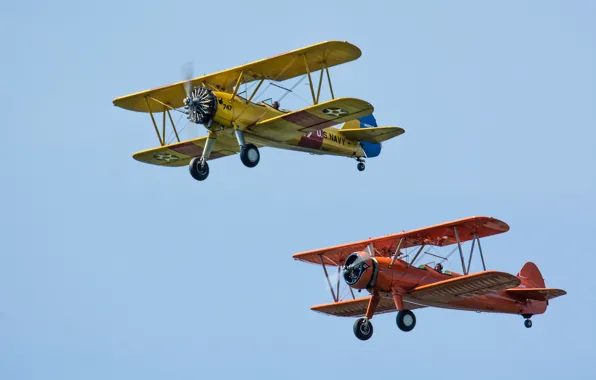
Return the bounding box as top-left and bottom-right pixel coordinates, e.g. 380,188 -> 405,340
294,216 -> 566,340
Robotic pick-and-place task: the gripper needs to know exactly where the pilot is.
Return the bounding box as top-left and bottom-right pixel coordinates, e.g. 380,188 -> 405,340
272,101 -> 280,110
434,263 -> 443,273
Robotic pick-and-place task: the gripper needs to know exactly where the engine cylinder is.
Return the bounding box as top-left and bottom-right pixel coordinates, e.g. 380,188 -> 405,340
343,252 -> 377,289
185,86 -> 217,125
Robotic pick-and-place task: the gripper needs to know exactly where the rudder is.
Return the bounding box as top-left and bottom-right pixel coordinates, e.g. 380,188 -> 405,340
517,262 -> 546,288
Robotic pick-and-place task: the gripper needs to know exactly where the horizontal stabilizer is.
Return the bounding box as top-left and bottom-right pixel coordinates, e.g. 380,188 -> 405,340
340,126 -> 405,143
506,288 -> 567,301
311,296 -> 425,317
409,271 -> 521,302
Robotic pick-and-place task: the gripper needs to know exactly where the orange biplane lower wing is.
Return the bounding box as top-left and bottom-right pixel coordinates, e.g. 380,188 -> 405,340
311,296 -> 426,317
506,288 -> 567,302
409,271 -> 521,302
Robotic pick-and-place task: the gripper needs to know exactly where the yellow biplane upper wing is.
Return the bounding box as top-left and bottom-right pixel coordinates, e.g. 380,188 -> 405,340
132,135 -> 240,167
113,41 -> 361,113
247,97 -> 373,142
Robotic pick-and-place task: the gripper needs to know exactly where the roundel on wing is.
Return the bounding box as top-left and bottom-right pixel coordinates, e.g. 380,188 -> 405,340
153,153 -> 180,162
322,107 -> 349,117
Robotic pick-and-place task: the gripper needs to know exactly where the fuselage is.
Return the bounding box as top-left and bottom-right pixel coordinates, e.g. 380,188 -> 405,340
357,254 -> 547,316
211,91 -> 367,158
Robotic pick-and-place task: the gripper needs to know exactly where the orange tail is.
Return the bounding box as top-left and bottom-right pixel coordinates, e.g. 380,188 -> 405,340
517,262 -> 546,288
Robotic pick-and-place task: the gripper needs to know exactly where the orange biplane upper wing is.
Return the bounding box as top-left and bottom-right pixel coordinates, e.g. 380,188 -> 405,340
113,41 -> 361,113
505,288 -> 567,302
247,98 -> 373,142
408,271 -> 521,302
311,296 -> 426,318
293,216 -> 510,266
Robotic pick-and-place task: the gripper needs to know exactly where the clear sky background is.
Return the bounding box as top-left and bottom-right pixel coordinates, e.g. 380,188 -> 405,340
1,0 -> 595,379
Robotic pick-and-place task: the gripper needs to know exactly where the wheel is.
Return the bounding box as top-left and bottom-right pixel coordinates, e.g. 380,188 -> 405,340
396,310 -> 416,332
240,143 -> 260,168
357,162 -> 365,172
189,158 -> 209,181
524,319 -> 532,328
353,318 -> 374,341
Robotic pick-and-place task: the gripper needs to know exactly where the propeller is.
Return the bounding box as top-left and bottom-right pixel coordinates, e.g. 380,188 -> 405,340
179,60 -> 218,127
181,60 -> 194,99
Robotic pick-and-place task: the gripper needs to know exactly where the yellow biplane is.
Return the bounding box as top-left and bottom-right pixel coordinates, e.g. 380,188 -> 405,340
113,41 -> 405,181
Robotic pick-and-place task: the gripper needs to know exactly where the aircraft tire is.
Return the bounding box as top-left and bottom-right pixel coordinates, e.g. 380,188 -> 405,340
524,319 -> 532,328
353,318 -> 373,341
240,144 -> 260,168
396,310 -> 416,332
357,162 -> 365,171
189,158 -> 209,181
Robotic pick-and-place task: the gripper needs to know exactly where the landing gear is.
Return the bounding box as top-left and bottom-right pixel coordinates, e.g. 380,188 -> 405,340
353,318 -> 374,341
189,158 -> 209,181
522,314 -> 533,328
235,129 -> 260,168
356,157 -> 365,172
396,310 -> 416,332
240,143 -> 260,168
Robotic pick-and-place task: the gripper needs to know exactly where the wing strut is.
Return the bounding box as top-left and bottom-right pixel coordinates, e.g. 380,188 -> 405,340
409,245 -> 426,267
390,238 -> 405,265
454,229 -> 488,274
144,97 -> 164,146
453,226 -> 468,274
319,254 -> 338,302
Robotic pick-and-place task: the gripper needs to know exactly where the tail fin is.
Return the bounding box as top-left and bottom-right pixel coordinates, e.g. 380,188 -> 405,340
517,262 -> 546,288
341,114 -> 382,157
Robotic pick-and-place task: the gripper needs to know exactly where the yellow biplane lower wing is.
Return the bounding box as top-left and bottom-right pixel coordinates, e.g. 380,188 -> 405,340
340,126 -> 405,144
248,97 -> 373,142
311,296 -> 426,317
132,135 -> 240,166
409,271 -> 521,302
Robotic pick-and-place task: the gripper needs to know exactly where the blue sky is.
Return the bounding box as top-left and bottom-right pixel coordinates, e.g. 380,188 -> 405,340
1,0 -> 595,379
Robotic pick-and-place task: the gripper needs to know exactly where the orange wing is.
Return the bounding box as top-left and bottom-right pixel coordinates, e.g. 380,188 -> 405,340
408,271 -> 521,302
311,296 -> 426,317
506,288 -> 567,301
293,216 -> 510,266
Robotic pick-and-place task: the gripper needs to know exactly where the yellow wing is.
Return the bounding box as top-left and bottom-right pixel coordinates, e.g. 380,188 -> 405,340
132,135 -> 240,167
409,271 -> 521,302
113,41 -> 361,113
339,126 -> 405,143
247,98 -> 373,143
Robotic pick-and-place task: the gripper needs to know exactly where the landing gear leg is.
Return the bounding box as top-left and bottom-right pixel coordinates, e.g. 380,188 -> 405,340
235,129 -> 260,168
356,157 -> 365,172
189,133 -> 216,181
392,289 -> 417,332
353,290 -> 379,341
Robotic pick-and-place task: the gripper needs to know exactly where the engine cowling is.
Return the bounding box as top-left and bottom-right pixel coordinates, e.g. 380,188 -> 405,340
184,86 -> 217,125
343,252 -> 377,289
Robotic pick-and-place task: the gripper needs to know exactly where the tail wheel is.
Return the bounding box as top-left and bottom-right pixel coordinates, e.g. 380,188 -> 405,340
240,143 -> 260,168
357,162 -> 365,171
189,158 -> 209,181
524,319 -> 532,328
353,318 -> 374,341
396,310 -> 416,332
